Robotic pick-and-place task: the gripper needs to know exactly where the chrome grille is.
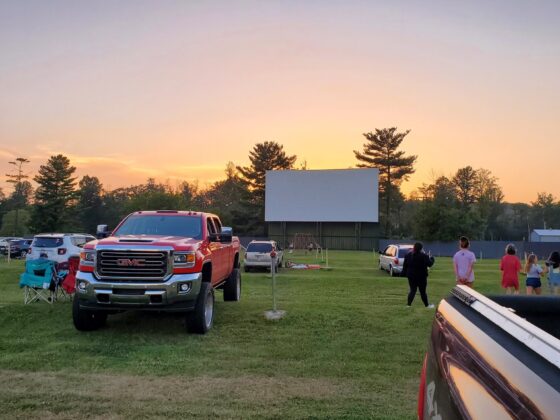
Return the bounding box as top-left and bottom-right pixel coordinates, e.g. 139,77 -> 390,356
96,250 -> 169,281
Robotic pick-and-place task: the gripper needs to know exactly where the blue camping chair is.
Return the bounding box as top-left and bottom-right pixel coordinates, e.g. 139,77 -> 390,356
19,259 -> 57,304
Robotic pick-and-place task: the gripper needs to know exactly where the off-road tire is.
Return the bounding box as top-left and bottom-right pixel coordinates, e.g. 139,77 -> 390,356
186,282 -> 214,334
224,268 -> 241,301
72,297 -> 107,331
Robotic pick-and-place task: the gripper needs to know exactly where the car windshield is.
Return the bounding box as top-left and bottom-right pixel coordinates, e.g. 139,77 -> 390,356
113,215 -> 202,239
9,240 -> 25,246
398,248 -> 413,257
247,243 -> 273,253
33,237 -> 64,247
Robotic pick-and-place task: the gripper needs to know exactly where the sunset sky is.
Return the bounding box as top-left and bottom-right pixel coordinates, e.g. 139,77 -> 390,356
1,0 -> 558,202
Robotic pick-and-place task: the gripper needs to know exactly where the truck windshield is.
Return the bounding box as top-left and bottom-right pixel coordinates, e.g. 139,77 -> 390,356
114,215 -> 202,239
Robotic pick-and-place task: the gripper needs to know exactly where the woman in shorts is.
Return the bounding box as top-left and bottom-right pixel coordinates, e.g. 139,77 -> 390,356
524,253 -> 543,295
500,244 -> 521,294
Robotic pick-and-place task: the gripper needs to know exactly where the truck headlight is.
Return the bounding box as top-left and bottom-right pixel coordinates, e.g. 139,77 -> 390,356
173,252 -> 195,267
80,251 -> 95,264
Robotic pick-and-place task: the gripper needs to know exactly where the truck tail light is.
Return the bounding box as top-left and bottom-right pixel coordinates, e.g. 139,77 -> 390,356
417,353 -> 427,420
58,248 -> 67,255
394,258 -> 399,265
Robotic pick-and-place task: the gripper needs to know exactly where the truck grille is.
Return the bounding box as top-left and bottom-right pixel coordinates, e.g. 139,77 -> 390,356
96,250 -> 169,281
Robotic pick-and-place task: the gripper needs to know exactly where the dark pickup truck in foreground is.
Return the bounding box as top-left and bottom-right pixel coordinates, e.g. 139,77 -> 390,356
74,210 -> 241,334
419,286 -> 559,419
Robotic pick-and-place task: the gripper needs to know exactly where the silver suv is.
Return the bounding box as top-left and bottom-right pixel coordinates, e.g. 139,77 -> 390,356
379,244 -> 413,277
27,233 -> 96,264
244,240 -> 283,272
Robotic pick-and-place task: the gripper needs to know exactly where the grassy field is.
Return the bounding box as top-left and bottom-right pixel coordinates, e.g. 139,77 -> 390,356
0,252 -> 510,419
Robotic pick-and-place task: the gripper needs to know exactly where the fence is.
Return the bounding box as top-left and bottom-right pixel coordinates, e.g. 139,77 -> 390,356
378,239 -> 560,260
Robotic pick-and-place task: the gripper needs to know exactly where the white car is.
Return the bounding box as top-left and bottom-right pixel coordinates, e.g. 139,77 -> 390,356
379,244 -> 414,277
244,240 -> 283,272
27,233 -> 96,264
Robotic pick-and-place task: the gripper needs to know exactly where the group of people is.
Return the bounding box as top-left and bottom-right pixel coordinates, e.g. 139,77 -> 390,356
499,246 -> 560,296
403,236 -> 560,308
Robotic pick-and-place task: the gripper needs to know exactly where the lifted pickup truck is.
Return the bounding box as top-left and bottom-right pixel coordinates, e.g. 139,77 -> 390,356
419,286 -> 559,419
73,210 -> 241,334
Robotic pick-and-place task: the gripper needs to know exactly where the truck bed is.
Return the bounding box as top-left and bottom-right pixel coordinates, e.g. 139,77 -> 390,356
420,286 -> 560,419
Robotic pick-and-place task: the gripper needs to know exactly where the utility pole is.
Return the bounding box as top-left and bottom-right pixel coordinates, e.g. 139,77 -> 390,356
6,157 -> 30,236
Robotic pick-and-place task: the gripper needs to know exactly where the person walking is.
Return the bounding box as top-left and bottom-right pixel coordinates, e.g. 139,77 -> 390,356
453,236 -> 476,287
524,253 -> 544,295
403,242 -> 435,308
500,244 -> 522,295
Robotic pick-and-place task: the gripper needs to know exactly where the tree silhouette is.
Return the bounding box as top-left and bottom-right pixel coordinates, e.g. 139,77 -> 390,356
30,154 -> 77,232
354,128 -> 416,237
237,141 -> 296,234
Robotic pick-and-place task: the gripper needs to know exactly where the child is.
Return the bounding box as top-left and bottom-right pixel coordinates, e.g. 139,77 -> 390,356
500,244 -> 521,295
524,253 -> 543,295
453,236 -> 476,287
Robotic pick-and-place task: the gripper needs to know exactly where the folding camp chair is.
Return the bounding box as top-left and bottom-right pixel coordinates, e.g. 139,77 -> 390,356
55,256 -> 79,301
19,259 -> 57,304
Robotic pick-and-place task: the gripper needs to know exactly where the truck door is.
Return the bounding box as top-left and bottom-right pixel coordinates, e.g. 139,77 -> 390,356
213,217 -> 231,280
206,217 -> 225,283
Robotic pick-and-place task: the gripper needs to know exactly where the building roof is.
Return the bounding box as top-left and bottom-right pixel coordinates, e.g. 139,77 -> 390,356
532,229 -> 560,236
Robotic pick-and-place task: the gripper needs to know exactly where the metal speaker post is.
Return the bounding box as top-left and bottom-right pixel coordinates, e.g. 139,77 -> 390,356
264,249 -> 286,320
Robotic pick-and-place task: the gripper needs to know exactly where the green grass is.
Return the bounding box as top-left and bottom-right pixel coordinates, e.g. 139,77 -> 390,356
0,252 -> 509,419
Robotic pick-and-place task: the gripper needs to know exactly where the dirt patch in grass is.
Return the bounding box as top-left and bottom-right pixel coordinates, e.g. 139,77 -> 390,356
1,369 -> 355,419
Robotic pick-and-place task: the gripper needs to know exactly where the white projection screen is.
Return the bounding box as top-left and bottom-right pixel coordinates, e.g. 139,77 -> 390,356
265,169 -> 379,222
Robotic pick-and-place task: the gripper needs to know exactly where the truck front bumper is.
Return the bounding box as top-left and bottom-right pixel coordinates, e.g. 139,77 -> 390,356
75,271 -> 202,312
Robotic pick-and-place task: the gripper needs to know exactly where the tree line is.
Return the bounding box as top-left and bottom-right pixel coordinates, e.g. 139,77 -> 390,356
2,130 -> 559,240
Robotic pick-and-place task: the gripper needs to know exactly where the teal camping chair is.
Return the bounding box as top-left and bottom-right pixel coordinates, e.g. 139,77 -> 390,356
19,259 -> 57,304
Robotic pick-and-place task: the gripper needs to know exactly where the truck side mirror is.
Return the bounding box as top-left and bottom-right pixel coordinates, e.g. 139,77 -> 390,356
220,227 -> 233,243
96,224 -> 109,239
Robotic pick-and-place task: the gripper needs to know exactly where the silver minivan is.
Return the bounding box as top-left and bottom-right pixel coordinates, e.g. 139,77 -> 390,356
379,244 -> 413,277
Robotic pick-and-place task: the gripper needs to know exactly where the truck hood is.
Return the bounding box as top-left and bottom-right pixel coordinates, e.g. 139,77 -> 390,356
88,235 -> 202,250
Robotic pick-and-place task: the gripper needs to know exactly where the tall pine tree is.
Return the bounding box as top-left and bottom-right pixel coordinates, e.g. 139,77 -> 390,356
236,141 -> 296,234
30,154 -> 77,232
354,128 -> 416,237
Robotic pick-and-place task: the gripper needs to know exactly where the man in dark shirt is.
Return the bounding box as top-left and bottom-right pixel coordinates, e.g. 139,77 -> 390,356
402,242 -> 435,308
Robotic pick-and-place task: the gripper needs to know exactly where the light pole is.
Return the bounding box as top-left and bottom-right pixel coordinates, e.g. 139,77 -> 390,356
6,157 -> 30,236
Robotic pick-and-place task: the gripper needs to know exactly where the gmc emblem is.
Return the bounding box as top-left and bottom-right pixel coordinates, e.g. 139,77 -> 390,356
116,258 -> 146,267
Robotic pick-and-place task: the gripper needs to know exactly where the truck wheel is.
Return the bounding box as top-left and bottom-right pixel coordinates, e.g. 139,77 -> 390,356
72,298 -> 107,331
224,268 -> 241,301
244,265 -> 250,273
186,282 -> 214,334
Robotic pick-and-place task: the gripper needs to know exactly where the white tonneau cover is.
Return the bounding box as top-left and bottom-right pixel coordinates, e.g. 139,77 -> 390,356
452,285 -> 560,369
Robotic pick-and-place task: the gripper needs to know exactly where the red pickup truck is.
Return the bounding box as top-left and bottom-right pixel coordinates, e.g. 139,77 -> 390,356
419,286 -> 559,419
73,210 -> 241,334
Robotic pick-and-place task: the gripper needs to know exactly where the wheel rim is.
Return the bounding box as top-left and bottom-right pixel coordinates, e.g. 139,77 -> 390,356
204,292 -> 213,328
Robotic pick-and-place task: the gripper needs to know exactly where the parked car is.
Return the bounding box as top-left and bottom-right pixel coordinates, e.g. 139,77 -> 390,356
244,240 -> 283,272
74,210 -> 241,334
1,239 -> 32,258
0,237 -> 23,254
378,244 -> 413,276
27,233 -> 96,264
418,285 -> 559,419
